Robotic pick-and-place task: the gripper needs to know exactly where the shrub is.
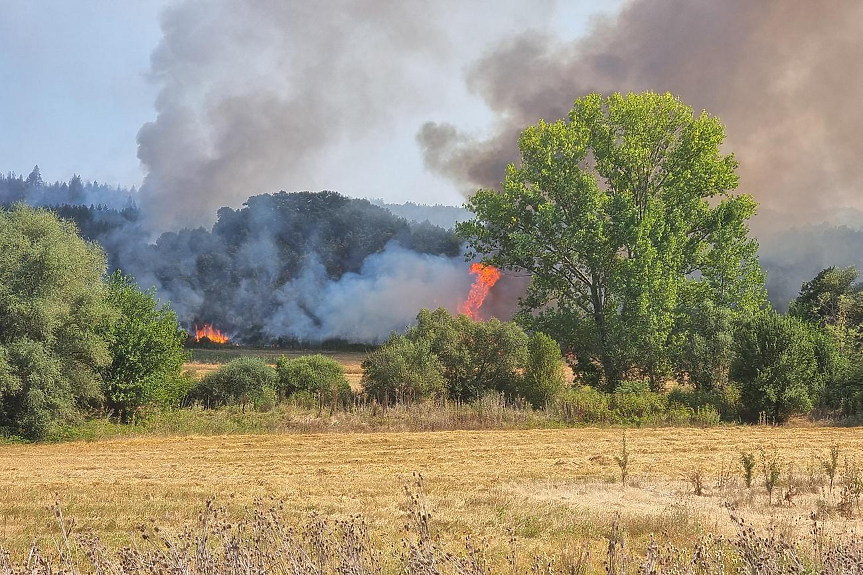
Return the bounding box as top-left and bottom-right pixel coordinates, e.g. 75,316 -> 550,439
101,271 -> 189,420
276,354 -> 351,406
363,308 -> 565,405
150,372 -> 198,409
741,452 -> 756,488
692,405 -> 721,427
552,386 -> 612,424
731,312 -> 828,422
0,206 -> 115,439
609,390 -> 668,423
676,301 -> 736,390
195,357 -> 278,409
518,333 -> 568,406
668,384 -> 741,421
615,379 -> 651,394
361,336 -> 444,403
408,308 -> 528,400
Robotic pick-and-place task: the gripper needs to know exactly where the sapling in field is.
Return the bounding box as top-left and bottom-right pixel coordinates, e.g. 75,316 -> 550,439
823,444 -> 840,497
741,452 -> 756,489
614,432 -> 630,487
760,448 -> 782,505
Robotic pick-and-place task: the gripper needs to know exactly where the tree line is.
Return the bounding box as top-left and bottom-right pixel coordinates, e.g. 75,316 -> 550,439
3,90 -> 863,439
459,91 -> 862,422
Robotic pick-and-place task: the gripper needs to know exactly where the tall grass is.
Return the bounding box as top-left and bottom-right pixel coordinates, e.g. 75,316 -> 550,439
4,477 -> 863,575
44,388 -> 736,443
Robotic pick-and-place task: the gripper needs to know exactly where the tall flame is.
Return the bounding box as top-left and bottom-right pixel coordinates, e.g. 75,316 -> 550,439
458,263 -> 501,320
194,323 -> 230,344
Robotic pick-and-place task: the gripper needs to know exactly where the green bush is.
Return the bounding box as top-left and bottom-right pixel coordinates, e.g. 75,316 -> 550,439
615,379 -> 651,394
553,386 -> 612,423
150,372 -> 198,409
362,309 -> 568,406
692,405 -> 722,426
518,333 -> 568,406
276,354 -> 351,406
731,312 -> 829,422
194,357 -> 278,409
610,390 -> 669,423
0,206 -> 115,439
675,301 -> 737,390
668,384 -> 742,420
101,271 -> 189,420
361,336 -> 445,403
408,308 -> 528,399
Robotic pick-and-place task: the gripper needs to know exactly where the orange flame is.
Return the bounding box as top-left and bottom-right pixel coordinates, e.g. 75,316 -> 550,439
458,263 -> 501,320
194,323 -> 230,344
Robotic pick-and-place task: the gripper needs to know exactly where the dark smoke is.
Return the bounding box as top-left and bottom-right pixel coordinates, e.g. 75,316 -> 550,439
419,0 -> 863,225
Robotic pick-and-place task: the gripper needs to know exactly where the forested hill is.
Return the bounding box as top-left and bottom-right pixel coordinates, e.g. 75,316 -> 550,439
370,200 -> 472,230
4,186 -> 464,344
1,167 -> 135,209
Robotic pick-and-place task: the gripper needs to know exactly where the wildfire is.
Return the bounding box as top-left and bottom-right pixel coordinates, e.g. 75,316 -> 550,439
458,263 -> 501,320
194,323 -> 230,344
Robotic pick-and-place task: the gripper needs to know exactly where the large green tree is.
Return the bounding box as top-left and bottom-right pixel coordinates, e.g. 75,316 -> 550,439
459,92 -> 765,390
0,205 -> 116,438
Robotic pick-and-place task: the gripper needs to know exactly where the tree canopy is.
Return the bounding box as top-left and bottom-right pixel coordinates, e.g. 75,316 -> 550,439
459,92 -> 765,390
0,205 -> 115,438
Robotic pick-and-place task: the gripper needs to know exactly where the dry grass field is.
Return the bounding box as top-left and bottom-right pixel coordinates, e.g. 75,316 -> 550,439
2,426 -> 862,570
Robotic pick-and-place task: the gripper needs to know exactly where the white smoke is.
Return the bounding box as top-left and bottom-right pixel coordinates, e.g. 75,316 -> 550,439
264,243 -> 473,343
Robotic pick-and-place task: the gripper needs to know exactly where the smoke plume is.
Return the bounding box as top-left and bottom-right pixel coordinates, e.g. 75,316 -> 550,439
135,0 -> 547,231
419,0 -> 863,226
265,245 -> 473,343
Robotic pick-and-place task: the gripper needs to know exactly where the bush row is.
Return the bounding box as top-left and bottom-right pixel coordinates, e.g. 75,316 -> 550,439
190,355 -> 350,410
361,308 -> 568,407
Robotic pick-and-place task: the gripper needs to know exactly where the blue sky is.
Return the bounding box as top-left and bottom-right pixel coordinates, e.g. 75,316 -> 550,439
0,1 -> 620,207
0,1 -> 169,186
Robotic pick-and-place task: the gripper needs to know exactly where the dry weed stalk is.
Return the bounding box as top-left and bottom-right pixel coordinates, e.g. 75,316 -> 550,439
6,478 -> 863,574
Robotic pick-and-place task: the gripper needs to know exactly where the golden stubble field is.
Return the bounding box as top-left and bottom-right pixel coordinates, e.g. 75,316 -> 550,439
2,426 -> 863,565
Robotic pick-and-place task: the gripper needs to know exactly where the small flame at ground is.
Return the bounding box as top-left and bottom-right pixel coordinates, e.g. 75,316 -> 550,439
458,263 -> 501,320
194,323 -> 230,344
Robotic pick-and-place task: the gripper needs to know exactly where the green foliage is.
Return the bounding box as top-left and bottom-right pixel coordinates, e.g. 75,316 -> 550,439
761,448 -> 782,505
150,372 -> 198,409
361,309 -> 567,407
615,432 -> 630,487
790,266 -> 863,414
458,91 -> 765,390
101,271 -> 189,420
731,312 -> 832,422
275,354 -> 351,405
195,357 -> 278,409
667,384 -> 742,420
361,336 -> 445,402
676,300 -> 738,390
791,266 -> 863,329
551,386 -> 721,426
0,205 -> 115,439
408,308 -> 529,400
522,333 -> 568,405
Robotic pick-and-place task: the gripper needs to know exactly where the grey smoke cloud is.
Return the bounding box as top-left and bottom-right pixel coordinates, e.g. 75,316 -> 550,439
135,0 -> 555,231
137,0 -> 448,229
419,0 -> 863,225
265,244 -> 473,343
